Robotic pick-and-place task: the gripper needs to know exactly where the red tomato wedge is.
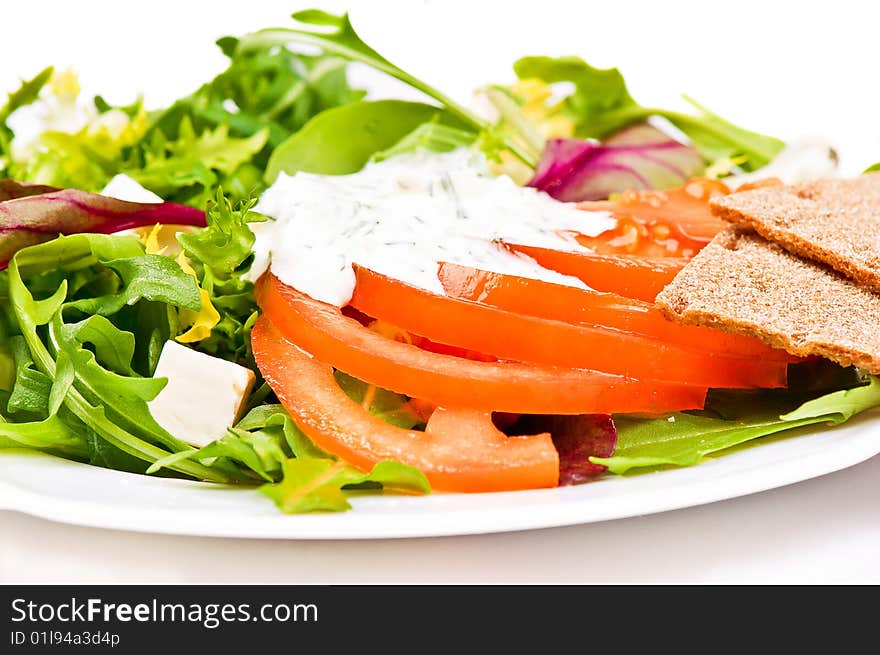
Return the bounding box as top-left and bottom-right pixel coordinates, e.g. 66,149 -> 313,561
349,265 -> 786,388
256,273 -> 708,414
252,316 -> 559,492
436,262 -> 795,362
505,243 -> 683,302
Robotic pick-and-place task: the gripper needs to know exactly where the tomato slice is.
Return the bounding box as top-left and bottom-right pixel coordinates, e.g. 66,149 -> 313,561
506,243 -> 684,302
436,262 -> 795,362
575,179 -> 730,258
252,315 -> 559,492
349,265 -> 786,388
256,273 -> 708,414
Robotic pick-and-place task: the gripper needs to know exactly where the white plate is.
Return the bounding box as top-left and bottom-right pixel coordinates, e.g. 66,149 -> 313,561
2,411 -> 879,539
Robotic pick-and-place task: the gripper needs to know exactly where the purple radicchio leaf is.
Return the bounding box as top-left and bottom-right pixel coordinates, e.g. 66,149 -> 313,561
514,414 -> 618,485
0,181 -> 206,268
528,123 -> 705,202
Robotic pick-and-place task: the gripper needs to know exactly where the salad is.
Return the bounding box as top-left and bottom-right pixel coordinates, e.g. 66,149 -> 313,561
1,9 -> 879,514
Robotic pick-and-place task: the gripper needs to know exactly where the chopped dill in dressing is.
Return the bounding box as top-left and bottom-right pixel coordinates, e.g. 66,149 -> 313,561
251,149 -> 615,306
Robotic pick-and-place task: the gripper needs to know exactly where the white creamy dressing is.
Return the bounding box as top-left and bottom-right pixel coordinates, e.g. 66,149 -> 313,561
725,137 -> 839,188
250,150 -> 615,306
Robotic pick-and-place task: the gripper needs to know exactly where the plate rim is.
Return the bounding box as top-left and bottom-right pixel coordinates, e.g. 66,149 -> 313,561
2,412 -> 879,539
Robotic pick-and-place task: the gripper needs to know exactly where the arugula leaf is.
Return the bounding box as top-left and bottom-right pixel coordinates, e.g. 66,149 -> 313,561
4,236 -> 233,482
265,100 -> 457,181
865,163 -> 880,173
150,38 -> 364,165
85,425 -> 152,474
235,403 -> 330,460
239,10 -> 536,167
514,55 -> 784,170
0,410 -> 88,459
50,313 -> 193,454
261,458 -> 430,514
5,335 -> 52,418
592,379 -> 880,474
64,254 -> 201,317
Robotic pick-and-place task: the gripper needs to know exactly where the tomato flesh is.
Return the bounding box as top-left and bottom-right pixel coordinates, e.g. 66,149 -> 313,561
256,273 -> 708,414
575,178 -> 730,258
350,265 -> 787,388
506,243 -> 684,302
252,315 -> 559,492
437,262 -> 795,362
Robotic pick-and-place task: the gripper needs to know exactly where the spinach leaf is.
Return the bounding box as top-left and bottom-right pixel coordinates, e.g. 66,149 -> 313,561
265,100 -> 456,181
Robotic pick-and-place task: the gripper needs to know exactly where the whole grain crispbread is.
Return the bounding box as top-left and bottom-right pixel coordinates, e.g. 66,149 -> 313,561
710,172 -> 880,292
655,228 -> 880,374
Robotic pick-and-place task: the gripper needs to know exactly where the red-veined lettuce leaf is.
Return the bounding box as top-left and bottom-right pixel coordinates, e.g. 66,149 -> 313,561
0,182 -> 205,267
514,414 -> 617,485
528,124 -> 704,202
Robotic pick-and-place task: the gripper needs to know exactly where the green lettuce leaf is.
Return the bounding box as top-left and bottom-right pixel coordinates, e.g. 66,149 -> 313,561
261,458 -> 430,514
334,372 -> 422,429
592,378 -> 880,474
513,55 -> 784,171
372,119 -> 477,162
239,10 -> 535,167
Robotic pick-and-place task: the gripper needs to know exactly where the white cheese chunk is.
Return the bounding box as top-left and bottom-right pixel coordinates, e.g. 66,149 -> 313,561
101,173 -> 163,204
148,341 -> 255,448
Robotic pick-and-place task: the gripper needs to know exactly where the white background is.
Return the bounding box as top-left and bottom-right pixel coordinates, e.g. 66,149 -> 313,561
1,0 -> 879,583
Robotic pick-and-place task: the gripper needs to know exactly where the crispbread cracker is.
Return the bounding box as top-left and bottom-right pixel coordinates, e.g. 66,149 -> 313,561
711,173 -> 880,292
655,228 -> 880,374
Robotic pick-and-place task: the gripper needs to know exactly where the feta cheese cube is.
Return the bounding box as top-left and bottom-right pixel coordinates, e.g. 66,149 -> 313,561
148,340 -> 255,447
101,173 -> 163,204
